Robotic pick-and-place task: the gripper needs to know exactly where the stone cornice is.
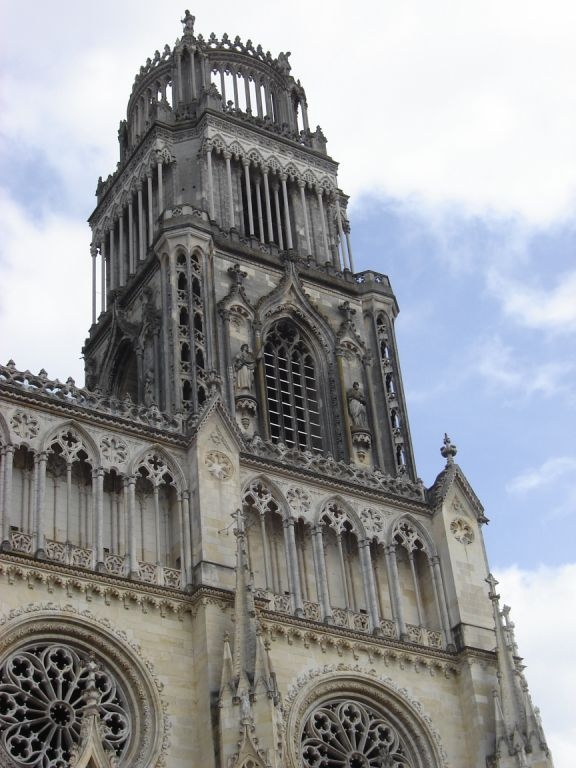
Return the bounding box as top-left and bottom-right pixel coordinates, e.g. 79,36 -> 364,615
0,385 -> 187,448
240,452 -> 430,513
259,611 -> 459,672
0,551 -> 233,617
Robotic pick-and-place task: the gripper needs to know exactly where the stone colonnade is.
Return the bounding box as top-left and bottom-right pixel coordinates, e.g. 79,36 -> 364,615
245,490 -> 452,646
204,142 -> 353,271
0,438 -> 191,589
91,158 -> 167,323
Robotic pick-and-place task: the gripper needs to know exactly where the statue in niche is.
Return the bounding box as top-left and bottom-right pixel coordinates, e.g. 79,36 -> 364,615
347,381 -> 368,427
144,370 -> 155,406
233,345 -> 258,393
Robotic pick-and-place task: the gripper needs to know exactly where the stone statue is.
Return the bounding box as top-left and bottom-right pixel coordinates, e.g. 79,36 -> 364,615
233,345 -> 257,393
347,381 -> 368,427
181,10 -> 195,35
277,51 -> 291,75
144,370 -> 154,406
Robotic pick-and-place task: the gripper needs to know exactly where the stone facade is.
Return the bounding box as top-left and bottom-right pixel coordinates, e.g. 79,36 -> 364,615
0,12 -> 553,768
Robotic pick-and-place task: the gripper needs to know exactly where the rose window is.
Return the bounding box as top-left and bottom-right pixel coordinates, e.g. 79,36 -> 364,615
301,699 -> 412,768
0,642 -> 131,767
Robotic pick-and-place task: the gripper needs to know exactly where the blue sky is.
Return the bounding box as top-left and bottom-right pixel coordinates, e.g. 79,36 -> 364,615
1,0 -> 575,762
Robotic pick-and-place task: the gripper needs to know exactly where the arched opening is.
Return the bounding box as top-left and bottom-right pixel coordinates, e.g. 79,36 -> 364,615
263,319 -> 322,452
111,341 -> 139,402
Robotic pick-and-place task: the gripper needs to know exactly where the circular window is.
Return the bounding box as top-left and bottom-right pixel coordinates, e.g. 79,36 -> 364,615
301,698 -> 411,768
0,641 -> 131,767
0,611 -> 166,768
286,670 -> 445,768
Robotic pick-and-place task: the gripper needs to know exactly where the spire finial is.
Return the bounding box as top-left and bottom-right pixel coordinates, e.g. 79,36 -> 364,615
440,433 -> 457,464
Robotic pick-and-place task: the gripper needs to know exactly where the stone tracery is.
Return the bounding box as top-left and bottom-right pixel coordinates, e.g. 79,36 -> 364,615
301,698 -> 411,768
0,642 -> 131,768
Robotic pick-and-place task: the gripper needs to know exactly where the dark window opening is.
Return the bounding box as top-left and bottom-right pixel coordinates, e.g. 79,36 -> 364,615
263,320 -> 322,452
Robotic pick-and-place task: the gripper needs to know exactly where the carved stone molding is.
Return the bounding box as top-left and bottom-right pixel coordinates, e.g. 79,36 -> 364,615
9,409 -> 40,442
450,518 -> 474,545
100,434 -> 128,467
205,450 -> 235,480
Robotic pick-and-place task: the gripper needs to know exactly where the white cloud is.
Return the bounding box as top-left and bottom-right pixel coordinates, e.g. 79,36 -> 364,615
488,269 -> 576,332
473,335 -> 574,399
3,1 -> 576,225
495,564 -> 576,768
0,189 -> 91,384
507,456 -> 576,493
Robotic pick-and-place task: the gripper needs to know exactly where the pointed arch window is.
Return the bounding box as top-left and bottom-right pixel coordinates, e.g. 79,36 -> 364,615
174,250 -> 207,410
263,320 -> 322,452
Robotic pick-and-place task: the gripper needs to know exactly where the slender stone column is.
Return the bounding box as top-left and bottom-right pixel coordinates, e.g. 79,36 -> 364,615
93,467 -> 105,570
317,189 -> 330,262
232,67 -> 239,109
224,152 -> 235,229
65,462 -> 72,543
312,525 -> 332,622
157,161 -> 164,215
1,445 -> 14,548
190,50 -> 197,99
243,160 -> 254,235
259,513 -> 272,589
255,77 -> 263,117
91,244 -> 97,324
359,539 -> 380,633
147,174 -> 154,245
345,229 -> 355,272
0,449 -> 5,547
153,485 -> 161,564
219,68 -> 226,103
280,174 -> 293,249
283,517 -> 304,615
137,185 -> 145,261
128,200 -> 134,274
385,544 -> 406,638
118,212 -> 125,286
272,185 -> 283,249
299,181 -> 312,256
254,177 -> 264,243
206,148 -> 216,221
176,51 -> 183,103
408,551 -> 425,626
263,170 -> 274,242
108,228 -> 115,290
264,82 -> 273,118
430,555 -> 453,647
335,198 -> 348,270
34,451 -> 47,557
301,100 -> 310,131
100,239 -> 106,313
126,476 -> 138,578
336,534 -> 352,610
244,74 -> 251,113
181,490 -> 192,587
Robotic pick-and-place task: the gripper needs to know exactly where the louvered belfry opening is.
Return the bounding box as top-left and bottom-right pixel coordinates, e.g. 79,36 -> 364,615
263,320 -> 322,452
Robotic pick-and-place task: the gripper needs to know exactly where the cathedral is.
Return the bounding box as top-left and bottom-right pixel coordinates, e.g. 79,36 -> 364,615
0,11 -> 553,768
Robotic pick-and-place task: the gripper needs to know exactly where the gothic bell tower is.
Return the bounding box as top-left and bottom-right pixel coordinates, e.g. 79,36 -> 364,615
0,10 -> 553,768
83,10 -> 416,480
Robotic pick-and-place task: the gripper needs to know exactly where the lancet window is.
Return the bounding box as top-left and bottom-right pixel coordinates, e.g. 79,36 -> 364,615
263,320 -> 322,452
174,251 -> 207,411
242,480 -> 290,599
391,519 -> 445,642
134,453 -> 180,573
376,312 -> 408,473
